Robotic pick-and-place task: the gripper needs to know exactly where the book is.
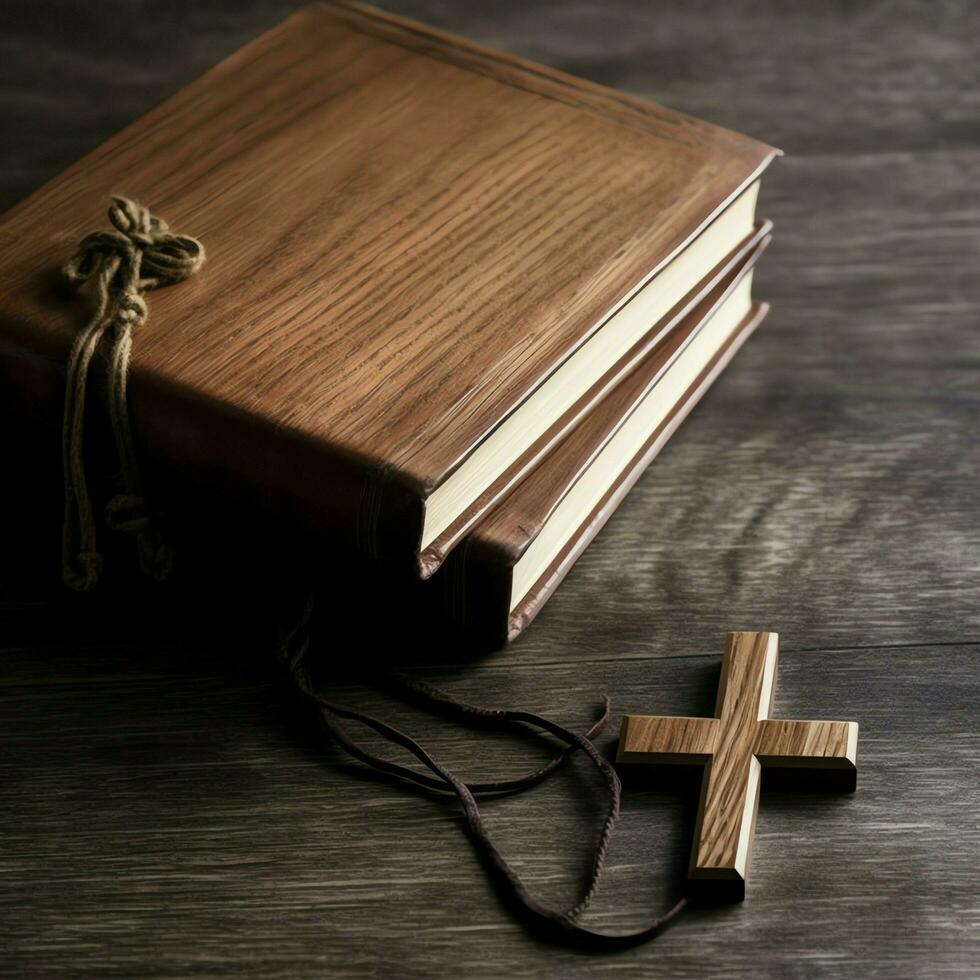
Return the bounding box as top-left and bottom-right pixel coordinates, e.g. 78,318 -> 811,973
443,227 -> 771,646
0,1 -> 777,577
419,218 -> 772,577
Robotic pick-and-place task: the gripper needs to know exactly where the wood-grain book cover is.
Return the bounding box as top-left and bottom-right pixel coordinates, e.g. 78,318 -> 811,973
445,225 -> 772,646
0,1 -> 777,576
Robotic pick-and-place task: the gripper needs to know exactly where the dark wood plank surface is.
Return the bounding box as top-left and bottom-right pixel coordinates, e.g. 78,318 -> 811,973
2,1 -> 978,977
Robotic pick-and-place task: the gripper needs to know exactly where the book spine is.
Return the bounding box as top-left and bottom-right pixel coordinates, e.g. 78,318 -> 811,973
129,372 -> 425,566
438,536 -> 513,651
0,332 -> 424,568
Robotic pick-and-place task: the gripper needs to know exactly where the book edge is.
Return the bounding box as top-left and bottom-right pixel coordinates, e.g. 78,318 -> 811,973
505,299 -> 770,642
417,219 -> 773,577
501,232 -> 772,567
328,2 -> 782,158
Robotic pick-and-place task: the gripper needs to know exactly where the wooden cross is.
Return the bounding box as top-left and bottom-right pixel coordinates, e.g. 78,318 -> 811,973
617,632 -> 858,901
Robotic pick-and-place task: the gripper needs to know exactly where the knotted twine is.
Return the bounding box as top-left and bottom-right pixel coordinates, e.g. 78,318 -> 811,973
61,198 -> 687,949
61,196 -> 204,590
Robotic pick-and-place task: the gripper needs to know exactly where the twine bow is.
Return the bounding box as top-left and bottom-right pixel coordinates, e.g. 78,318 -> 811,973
61,196 -> 205,590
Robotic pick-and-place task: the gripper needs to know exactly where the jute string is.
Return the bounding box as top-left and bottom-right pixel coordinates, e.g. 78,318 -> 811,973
60,196 -> 204,590
61,198 -> 686,948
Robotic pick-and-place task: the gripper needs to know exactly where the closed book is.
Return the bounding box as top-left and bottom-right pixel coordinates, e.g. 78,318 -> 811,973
0,1 -> 777,576
443,229 -> 771,646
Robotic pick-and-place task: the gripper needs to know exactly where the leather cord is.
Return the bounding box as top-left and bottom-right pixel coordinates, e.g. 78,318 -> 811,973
277,595 -> 687,949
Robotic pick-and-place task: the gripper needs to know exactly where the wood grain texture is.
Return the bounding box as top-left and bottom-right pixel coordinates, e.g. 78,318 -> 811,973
0,0 -> 773,515
467,229 -> 768,567
0,616 -> 975,979
1,1 -> 979,978
755,719 -> 858,773
445,226 -> 769,644
418,223 -> 772,577
619,632 -> 858,899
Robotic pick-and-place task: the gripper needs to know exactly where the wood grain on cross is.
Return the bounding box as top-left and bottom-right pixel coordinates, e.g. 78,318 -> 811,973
617,632 -> 858,901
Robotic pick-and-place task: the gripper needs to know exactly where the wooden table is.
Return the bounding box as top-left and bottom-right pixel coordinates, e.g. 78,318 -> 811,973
2,2 -> 977,976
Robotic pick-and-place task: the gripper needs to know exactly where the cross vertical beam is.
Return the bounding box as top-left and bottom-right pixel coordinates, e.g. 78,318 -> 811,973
694,631 -> 776,888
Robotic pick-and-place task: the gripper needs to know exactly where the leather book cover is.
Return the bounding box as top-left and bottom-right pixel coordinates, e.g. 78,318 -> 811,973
442,233 -> 771,647
0,1 -> 777,574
